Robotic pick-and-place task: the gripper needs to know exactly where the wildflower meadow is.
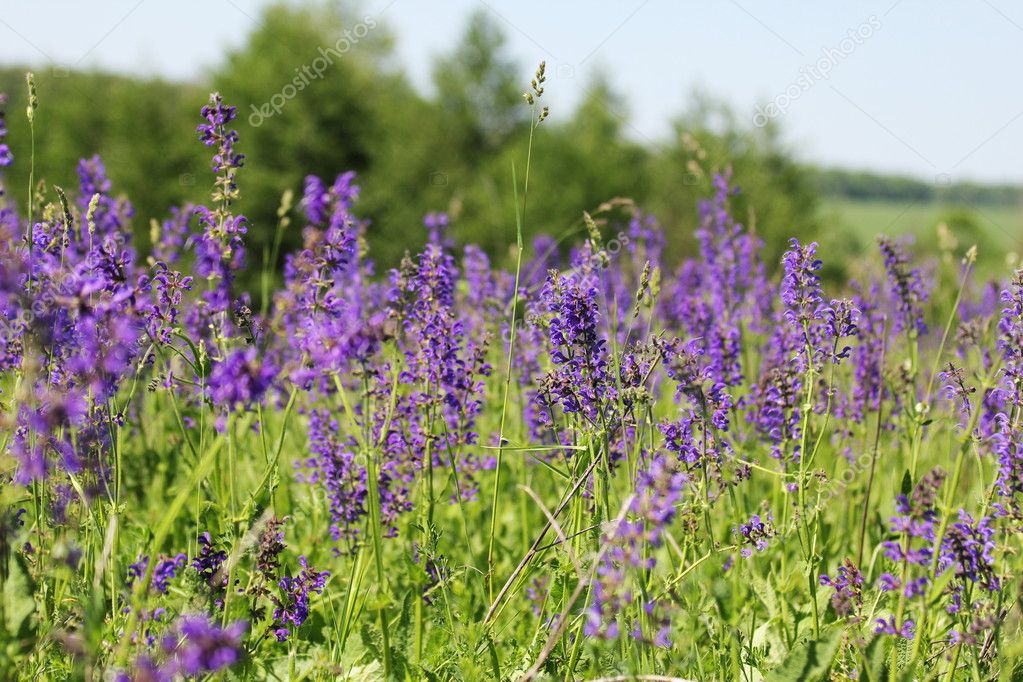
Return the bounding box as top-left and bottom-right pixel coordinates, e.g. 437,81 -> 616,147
1,63 -> 1022,681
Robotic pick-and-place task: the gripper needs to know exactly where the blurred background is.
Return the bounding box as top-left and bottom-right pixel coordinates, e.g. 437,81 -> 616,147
1,0 -> 1021,285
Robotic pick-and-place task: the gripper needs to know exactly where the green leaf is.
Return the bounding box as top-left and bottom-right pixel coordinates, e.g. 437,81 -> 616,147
4,552 -> 36,643
764,625 -> 843,682
359,620 -> 382,663
900,469 -> 913,496
750,573 -> 780,620
862,634 -> 888,682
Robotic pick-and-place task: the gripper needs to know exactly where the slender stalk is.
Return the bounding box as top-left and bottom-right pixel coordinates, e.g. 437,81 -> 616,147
910,251 -> 974,479
487,97 -> 540,602
25,73 -> 37,293
858,329 -> 889,567
856,402 -> 886,568
333,373 -> 393,676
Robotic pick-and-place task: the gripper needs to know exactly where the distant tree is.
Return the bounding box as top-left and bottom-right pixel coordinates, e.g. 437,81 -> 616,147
0,68 -> 204,247
431,10 -> 525,158
213,1 -> 428,269
648,89 -> 822,271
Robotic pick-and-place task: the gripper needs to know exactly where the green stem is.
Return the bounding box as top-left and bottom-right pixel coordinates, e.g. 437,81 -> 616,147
333,373 -> 392,677
487,109 -> 537,602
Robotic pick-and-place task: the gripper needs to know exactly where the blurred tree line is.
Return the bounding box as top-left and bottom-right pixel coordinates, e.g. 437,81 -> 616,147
1,1 -> 1014,290
813,168 -> 1023,205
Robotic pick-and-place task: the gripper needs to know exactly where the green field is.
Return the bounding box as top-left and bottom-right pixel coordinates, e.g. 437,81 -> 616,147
821,198 -> 1023,271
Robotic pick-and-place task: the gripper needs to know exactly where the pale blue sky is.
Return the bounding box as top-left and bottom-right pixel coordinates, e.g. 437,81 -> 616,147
1,0 -> 1022,183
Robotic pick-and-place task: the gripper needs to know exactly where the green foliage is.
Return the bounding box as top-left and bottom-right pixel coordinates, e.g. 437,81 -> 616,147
0,67 -> 205,247
764,626 -> 845,682
0,1 -> 830,289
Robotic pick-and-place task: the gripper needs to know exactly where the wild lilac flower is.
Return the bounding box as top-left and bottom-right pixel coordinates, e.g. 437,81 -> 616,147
386,236 -> 493,503
658,336 -> 706,400
962,279 -> 1002,322
629,454 -> 687,549
633,599 -> 673,648
874,468 -> 945,639
998,270 -> 1023,408
423,211 -> 449,245
948,608 -> 997,647
659,260 -> 705,334
206,346 -> 276,413
695,172 -> 764,319
821,298 -> 859,363
275,172 -> 378,391
659,416 -> 701,467
875,615 -> 914,639
126,557 -> 149,589
734,512 -> 776,557
127,553 -> 187,594
16,204 -> 144,412
12,384 -> 94,484
192,532 -> 228,607
537,259 -> 612,424
461,244 -> 499,334
746,352 -> 803,463
780,239 -> 859,369
682,173 -> 769,385
657,338 -> 732,473
878,236 -> 929,336
139,263 -> 193,345
271,556 -> 330,641
168,615 -> 247,676
585,555 -> 626,641
882,477 -> 942,567
78,154 -> 112,198
705,319 -> 743,387
939,510 -> 1000,592
152,204 -> 194,264
154,554 -> 188,594
300,175 -> 329,224
626,210 -> 664,266
196,93 -> 244,175
990,273 -> 1023,513
507,312 -> 551,443
299,409 -> 367,548
190,207 -> 247,322
819,559 -> 864,617
0,226 -> 26,373
187,94 -> 248,343
302,171 -> 360,266
877,572 -> 900,593
993,414 -> 1023,513
0,93 -> 11,168
780,238 -> 824,328
115,655 -> 167,682
76,155 -> 134,244
901,576 -> 929,599
843,281 -> 888,421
